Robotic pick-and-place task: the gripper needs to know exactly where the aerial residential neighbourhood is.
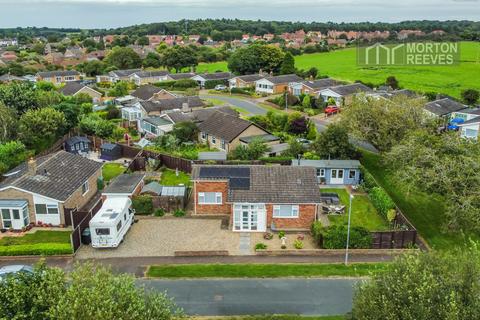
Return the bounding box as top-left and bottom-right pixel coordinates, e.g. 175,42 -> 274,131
0,1 -> 479,319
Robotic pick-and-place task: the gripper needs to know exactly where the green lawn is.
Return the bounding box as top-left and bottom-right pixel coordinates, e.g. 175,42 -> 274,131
198,41 -> 480,99
146,263 -> 388,278
0,230 -> 71,246
323,188 -> 389,231
102,163 -> 125,182
205,98 -> 228,106
258,102 -> 286,114
160,168 -> 191,186
360,150 -> 478,249
198,316 -> 344,320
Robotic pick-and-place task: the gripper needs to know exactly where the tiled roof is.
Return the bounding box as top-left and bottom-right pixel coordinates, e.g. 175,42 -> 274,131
197,72 -> 232,80
166,106 -> 238,124
109,69 -> 142,77
192,165 -> 322,204
327,83 -> 373,96
0,151 -> 102,201
197,112 -> 255,142
131,85 -> 164,101
424,98 -> 467,116
37,70 -> 80,78
292,159 -> 361,169
139,96 -> 205,113
263,74 -> 303,85
168,72 -> 196,80
234,74 -> 264,82
59,82 -> 100,96
301,78 -> 339,90
132,70 -> 169,78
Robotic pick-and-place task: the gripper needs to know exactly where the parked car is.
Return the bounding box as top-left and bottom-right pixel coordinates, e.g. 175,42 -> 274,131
214,84 -> 227,91
0,265 -> 34,281
324,106 -> 340,116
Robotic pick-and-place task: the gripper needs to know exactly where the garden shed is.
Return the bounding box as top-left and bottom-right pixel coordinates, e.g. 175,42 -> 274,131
64,136 -> 91,155
100,143 -> 122,161
140,181 -> 188,211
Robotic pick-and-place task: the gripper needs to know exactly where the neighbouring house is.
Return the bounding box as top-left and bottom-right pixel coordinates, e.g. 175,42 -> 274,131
138,116 -> 174,137
454,108 -> 480,140
255,74 -> 303,94
288,78 -> 339,96
291,159 -> 361,185
100,143 -> 122,161
0,74 -> 26,83
424,97 -> 468,119
36,70 -> 81,84
166,72 -> 196,81
164,106 -> 239,125
131,84 -> 177,101
0,151 -> 102,229
102,173 -> 145,199
122,96 -> 205,122
64,136 -> 91,155
130,70 -> 169,86
229,74 -> 264,89
0,51 -> 17,62
97,69 -> 141,83
238,134 -> 284,157
59,82 -> 102,103
191,72 -> 232,88
191,165 -> 322,231
318,83 -> 373,106
197,111 -> 271,153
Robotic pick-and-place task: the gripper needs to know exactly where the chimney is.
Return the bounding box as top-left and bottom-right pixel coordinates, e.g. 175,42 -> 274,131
27,158 -> 37,176
182,102 -> 189,112
259,68 -> 263,76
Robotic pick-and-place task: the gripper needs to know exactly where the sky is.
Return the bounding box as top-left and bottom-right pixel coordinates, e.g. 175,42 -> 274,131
1,0 -> 479,28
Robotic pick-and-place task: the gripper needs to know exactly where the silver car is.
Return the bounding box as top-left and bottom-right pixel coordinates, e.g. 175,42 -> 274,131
0,265 -> 34,281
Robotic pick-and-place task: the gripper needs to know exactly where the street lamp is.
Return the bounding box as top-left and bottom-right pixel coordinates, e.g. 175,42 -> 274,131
345,192 -> 354,266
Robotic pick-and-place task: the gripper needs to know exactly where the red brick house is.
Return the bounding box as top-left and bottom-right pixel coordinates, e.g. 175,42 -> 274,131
192,165 -> 322,232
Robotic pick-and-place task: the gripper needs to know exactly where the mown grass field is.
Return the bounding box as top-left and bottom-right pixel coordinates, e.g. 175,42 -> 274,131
195,316 -> 344,320
197,41 -> 480,99
147,263 -> 388,278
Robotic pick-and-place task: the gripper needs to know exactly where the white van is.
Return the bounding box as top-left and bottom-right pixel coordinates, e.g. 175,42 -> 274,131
89,197 -> 134,248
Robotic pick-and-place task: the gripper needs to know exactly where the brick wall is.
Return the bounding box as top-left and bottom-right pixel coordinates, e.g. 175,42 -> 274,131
266,204 -> 317,230
194,180 -> 231,215
64,168 -> 102,214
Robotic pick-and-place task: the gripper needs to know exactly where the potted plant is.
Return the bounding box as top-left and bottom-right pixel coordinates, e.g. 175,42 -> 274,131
263,232 -> 273,240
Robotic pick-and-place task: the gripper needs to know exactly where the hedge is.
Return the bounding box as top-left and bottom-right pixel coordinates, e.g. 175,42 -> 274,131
323,225 -> 372,249
132,195 -> 154,215
0,243 -> 73,256
204,79 -> 227,89
369,186 -> 395,218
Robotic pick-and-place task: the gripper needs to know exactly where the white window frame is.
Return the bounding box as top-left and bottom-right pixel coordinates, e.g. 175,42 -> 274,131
201,132 -> 207,140
82,181 -> 89,195
273,205 -> 299,218
198,192 -> 222,205
211,136 -> 216,144
316,168 -> 325,177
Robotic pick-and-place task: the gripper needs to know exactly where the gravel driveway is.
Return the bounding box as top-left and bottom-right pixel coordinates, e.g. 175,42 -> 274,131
76,218 -> 242,259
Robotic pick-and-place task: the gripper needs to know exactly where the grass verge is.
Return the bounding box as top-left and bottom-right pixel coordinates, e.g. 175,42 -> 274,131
0,230 -> 73,256
146,263 -> 387,278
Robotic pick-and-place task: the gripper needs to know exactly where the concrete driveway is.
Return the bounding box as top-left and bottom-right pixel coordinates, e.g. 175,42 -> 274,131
76,218 -> 242,259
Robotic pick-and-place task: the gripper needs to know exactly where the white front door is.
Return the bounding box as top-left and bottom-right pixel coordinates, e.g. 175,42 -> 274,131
233,204 -> 266,232
330,169 -> 344,184
1,207 -> 29,230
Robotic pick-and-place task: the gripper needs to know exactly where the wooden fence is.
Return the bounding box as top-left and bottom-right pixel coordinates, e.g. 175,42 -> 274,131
67,193 -> 103,253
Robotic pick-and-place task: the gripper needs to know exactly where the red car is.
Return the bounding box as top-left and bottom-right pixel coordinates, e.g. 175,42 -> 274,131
324,105 -> 340,116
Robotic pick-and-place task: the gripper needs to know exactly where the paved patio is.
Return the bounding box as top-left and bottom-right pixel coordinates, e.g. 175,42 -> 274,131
76,218 -> 243,259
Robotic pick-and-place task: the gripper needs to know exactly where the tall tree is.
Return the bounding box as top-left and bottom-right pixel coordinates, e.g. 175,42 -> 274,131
385,75 -> 399,89
227,44 -> 285,75
0,102 -> 17,142
352,248 -> 480,320
280,52 -> 296,75
0,81 -> 38,114
162,46 -> 198,72
312,123 -> 357,159
104,47 -> 142,69
18,107 -> 66,151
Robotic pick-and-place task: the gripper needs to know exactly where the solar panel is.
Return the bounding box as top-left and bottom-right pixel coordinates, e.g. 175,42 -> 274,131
229,177 -> 250,190
199,167 -> 250,178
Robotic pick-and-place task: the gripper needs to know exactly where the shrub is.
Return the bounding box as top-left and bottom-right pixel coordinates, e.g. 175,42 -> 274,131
173,79 -> 198,89
173,209 -> 186,217
154,208 -> 165,217
281,245 -> 287,249
255,243 -> 267,250
361,167 -> 377,192
294,239 -> 304,249
132,195 -> 154,215
323,225 -> 372,249
154,80 -> 176,89
204,79 -> 226,89
230,87 -> 252,95
311,221 -> 324,246
278,231 -> 286,239
369,186 -> 395,218
0,243 -> 72,256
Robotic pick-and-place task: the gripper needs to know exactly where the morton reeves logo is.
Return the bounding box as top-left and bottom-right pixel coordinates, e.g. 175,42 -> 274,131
357,42 -> 460,66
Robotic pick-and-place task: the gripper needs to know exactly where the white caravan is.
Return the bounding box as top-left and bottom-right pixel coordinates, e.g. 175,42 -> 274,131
89,197 -> 134,248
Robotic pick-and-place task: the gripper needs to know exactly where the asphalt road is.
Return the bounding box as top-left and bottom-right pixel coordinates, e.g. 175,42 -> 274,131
140,278 -> 360,316
200,94 -> 267,115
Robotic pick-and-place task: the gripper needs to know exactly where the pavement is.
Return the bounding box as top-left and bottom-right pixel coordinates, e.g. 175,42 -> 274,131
200,94 -> 267,115
139,278 -> 360,316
